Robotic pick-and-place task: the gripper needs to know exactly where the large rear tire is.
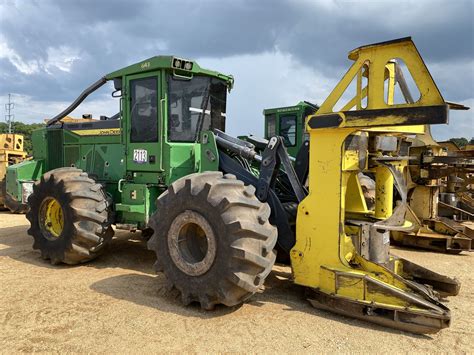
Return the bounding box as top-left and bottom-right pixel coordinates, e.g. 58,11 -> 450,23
147,172 -> 277,310
26,167 -> 113,265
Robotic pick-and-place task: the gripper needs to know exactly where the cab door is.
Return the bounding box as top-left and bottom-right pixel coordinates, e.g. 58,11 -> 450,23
125,72 -> 162,172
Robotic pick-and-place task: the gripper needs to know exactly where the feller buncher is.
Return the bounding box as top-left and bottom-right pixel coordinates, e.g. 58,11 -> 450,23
262,66 -> 473,255
0,133 -> 28,213
7,37 -> 462,334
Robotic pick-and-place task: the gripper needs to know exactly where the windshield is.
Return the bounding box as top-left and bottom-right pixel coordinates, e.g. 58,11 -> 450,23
280,114 -> 297,146
168,75 -> 227,142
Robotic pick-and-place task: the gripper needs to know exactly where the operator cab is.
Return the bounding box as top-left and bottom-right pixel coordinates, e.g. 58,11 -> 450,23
47,56 -> 232,144
41,55 -> 233,185
263,101 -> 318,157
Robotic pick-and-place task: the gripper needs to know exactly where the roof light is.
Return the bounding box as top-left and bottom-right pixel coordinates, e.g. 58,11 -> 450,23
172,57 -> 193,71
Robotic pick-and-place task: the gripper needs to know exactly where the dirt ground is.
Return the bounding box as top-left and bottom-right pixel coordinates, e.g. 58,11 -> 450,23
0,211 -> 472,353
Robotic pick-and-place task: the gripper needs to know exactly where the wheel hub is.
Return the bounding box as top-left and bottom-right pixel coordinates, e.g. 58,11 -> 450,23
168,210 -> 216,276
39,197 -> 64,240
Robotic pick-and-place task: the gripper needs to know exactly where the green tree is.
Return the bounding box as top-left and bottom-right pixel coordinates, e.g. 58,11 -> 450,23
449,137 -> 469,148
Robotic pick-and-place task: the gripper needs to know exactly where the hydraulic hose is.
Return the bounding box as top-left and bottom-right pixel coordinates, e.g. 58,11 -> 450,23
46,77 -> 108,126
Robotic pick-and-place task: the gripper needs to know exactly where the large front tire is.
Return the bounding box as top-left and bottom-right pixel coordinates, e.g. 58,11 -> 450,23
26,167 -> 113,265
148,172 -> 277,310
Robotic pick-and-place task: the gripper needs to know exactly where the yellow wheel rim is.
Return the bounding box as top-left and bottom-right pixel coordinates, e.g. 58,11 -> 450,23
39,197 -> 64,239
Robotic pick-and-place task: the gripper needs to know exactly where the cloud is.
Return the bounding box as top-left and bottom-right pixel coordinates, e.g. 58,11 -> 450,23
431,98 -> 474,141
44,46 -> 81,74
198,50 -> 335,136
0,83 -> 117,124
0,37 -> 40,74
0,0 -> 472,139
428,59 -> 474,102
0,37 -> 81,76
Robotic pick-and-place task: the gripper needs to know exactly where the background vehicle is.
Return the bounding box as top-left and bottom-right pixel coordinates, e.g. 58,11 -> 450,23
0,133 -> 28,213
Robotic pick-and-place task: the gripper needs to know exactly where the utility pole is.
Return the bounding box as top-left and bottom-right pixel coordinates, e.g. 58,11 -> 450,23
5,93 -> 15,133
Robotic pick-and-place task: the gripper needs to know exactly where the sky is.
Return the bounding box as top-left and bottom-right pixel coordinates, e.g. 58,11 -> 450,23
0,0 -> 472,140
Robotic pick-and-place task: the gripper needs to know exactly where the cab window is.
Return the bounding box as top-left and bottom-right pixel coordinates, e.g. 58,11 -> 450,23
266,114 -> 276,138
168,75 -> 227,142
130,77 -> 158,143
280,114 -> 296,146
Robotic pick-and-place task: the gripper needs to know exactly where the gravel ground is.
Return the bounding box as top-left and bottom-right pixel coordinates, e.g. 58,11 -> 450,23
0,211 -> 472,353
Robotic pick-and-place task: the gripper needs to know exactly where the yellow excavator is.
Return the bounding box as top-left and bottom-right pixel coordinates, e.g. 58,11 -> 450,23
0,133 -> 28,213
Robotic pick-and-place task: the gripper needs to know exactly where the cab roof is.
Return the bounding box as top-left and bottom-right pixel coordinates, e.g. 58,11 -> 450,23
105,55 -> 234,88
263,101 -> 319,115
